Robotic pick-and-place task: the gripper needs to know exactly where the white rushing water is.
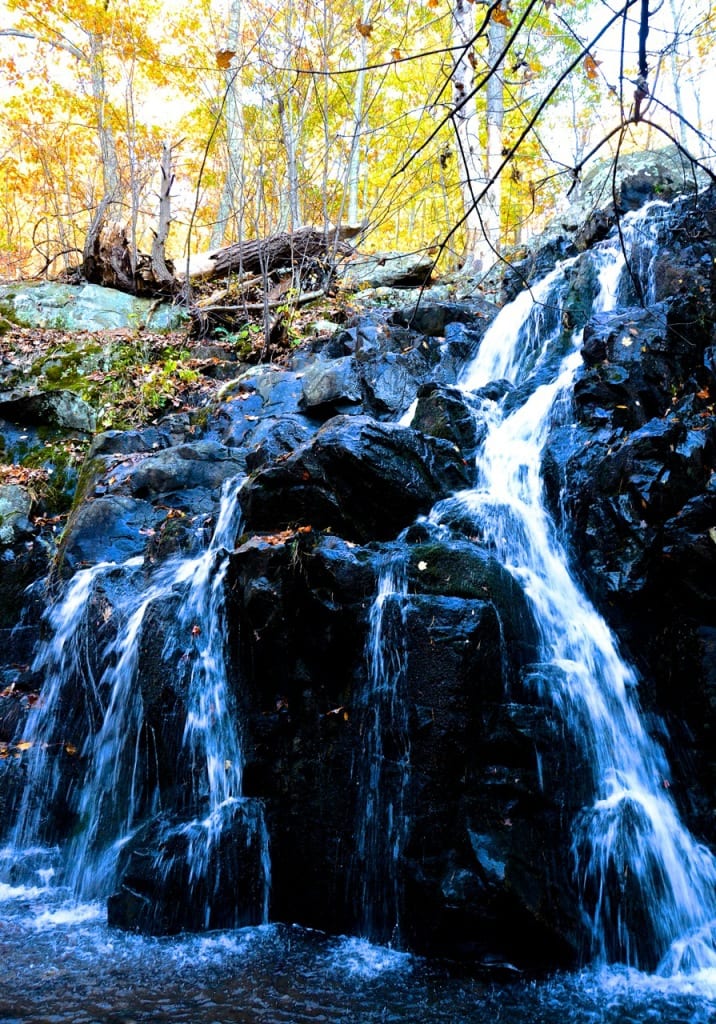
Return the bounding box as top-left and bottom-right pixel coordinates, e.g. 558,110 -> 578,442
3,475 -> 270,922
353,559 -> 410,944
434,204 -> 716,973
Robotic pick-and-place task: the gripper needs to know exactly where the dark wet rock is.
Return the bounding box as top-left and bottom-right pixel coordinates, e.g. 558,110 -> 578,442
241,414 -> 471,542
361,352 -> 426,415
411,382 -> 483,455
59,494 -> 158,568
89,424 -> 181,457
211,369 -> 308,448
56,441 -> 243,570
217,527 -> 577,968
244,415 -> 314,473
0,389 -> 96,433
0,508 -> 52,629
108,801 -> 268,934
390,302 -> 490,337
575,304 -> 700,429
119,441 -> 243,499
300,354 -> 363,409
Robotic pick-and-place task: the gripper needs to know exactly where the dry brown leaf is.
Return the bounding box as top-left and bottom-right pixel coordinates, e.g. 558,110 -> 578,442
584,54 -> 602,80
491,4 -> 512,27
216,49 -> 236,69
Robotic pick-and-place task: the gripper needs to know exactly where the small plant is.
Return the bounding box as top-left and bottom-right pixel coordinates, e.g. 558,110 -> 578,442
214,322 -> 263,360
93,341 -> 200,430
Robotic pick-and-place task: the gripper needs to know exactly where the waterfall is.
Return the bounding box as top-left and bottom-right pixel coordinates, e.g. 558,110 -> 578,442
3,475 -> 270,926
352,559 -> 410,945
429,203 -> 716,973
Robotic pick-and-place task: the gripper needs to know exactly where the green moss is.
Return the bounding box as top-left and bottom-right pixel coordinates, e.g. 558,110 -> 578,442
0,300 -> 21,334
22,336 -> 201,432
20,437 -> 90,515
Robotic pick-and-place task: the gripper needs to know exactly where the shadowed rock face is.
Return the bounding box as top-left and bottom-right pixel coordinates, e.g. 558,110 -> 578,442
240,415 -> 472,542
2,182 -> 716,973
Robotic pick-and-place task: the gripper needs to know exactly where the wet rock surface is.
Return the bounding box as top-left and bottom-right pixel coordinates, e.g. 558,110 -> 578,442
2,178 -> 716,971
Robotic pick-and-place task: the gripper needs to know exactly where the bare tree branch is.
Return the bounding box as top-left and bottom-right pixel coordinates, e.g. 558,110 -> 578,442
0,28 -> 85,61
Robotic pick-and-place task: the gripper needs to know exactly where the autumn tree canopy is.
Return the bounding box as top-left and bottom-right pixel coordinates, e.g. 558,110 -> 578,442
0,0 -> 714,282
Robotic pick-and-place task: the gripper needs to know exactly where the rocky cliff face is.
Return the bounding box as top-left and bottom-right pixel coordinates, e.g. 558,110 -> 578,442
1,175 -> 715,973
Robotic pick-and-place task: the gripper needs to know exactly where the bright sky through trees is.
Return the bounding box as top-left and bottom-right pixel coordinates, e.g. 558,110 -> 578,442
0,0 -> 714,281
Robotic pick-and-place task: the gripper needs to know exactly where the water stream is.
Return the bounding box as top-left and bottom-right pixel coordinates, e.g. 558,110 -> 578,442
3,475 -> 270,925
352,559 -> 410,945
432,204 -> 716,973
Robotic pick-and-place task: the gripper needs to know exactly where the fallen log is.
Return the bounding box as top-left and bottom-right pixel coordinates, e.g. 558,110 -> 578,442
206,225 -> 355,280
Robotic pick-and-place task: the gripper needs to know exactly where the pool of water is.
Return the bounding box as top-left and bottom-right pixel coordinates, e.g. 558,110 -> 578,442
1,882 -> 715,1024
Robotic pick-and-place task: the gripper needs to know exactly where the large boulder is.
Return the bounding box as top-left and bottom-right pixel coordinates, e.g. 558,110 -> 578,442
218,529 -> 579,968
0,390 -> 96,433
0,281 -> 185,332
57,439 -> 244,569
240,414 -> 471,542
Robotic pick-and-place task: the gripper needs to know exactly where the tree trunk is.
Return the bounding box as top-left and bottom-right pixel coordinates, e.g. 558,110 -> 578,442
88,31 -> 121,208
150,143 -> 176,286
485,19 -> 505,256
277,93 -> 302,231
451,0 -> 488,268
206,226 -> 353,279
210,0 -> 244,249
451,0 -> 504,271
347,8 -> 369,225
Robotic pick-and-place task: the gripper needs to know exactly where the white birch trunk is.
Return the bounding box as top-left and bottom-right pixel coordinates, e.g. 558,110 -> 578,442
211,0 -> 244,249
451,0 -> 504,270
346,13 -> 369,226
88,32 -> 121,205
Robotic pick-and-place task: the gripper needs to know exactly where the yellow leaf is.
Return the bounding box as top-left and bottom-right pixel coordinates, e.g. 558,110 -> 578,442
491,4 -> 512,27
583,54 -> 602,81
15,740 -> 33,751
216,49 -> 236,70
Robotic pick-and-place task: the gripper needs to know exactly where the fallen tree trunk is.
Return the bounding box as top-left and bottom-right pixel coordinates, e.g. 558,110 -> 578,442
206,226 -> 355,280
79,219 -> 358,298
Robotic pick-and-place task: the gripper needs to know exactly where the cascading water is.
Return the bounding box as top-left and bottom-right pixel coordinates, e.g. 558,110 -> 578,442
353,558 -> 410,944
426,203 -> 716,973
2,475 -> 270,926
2,200 -> 716,1023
